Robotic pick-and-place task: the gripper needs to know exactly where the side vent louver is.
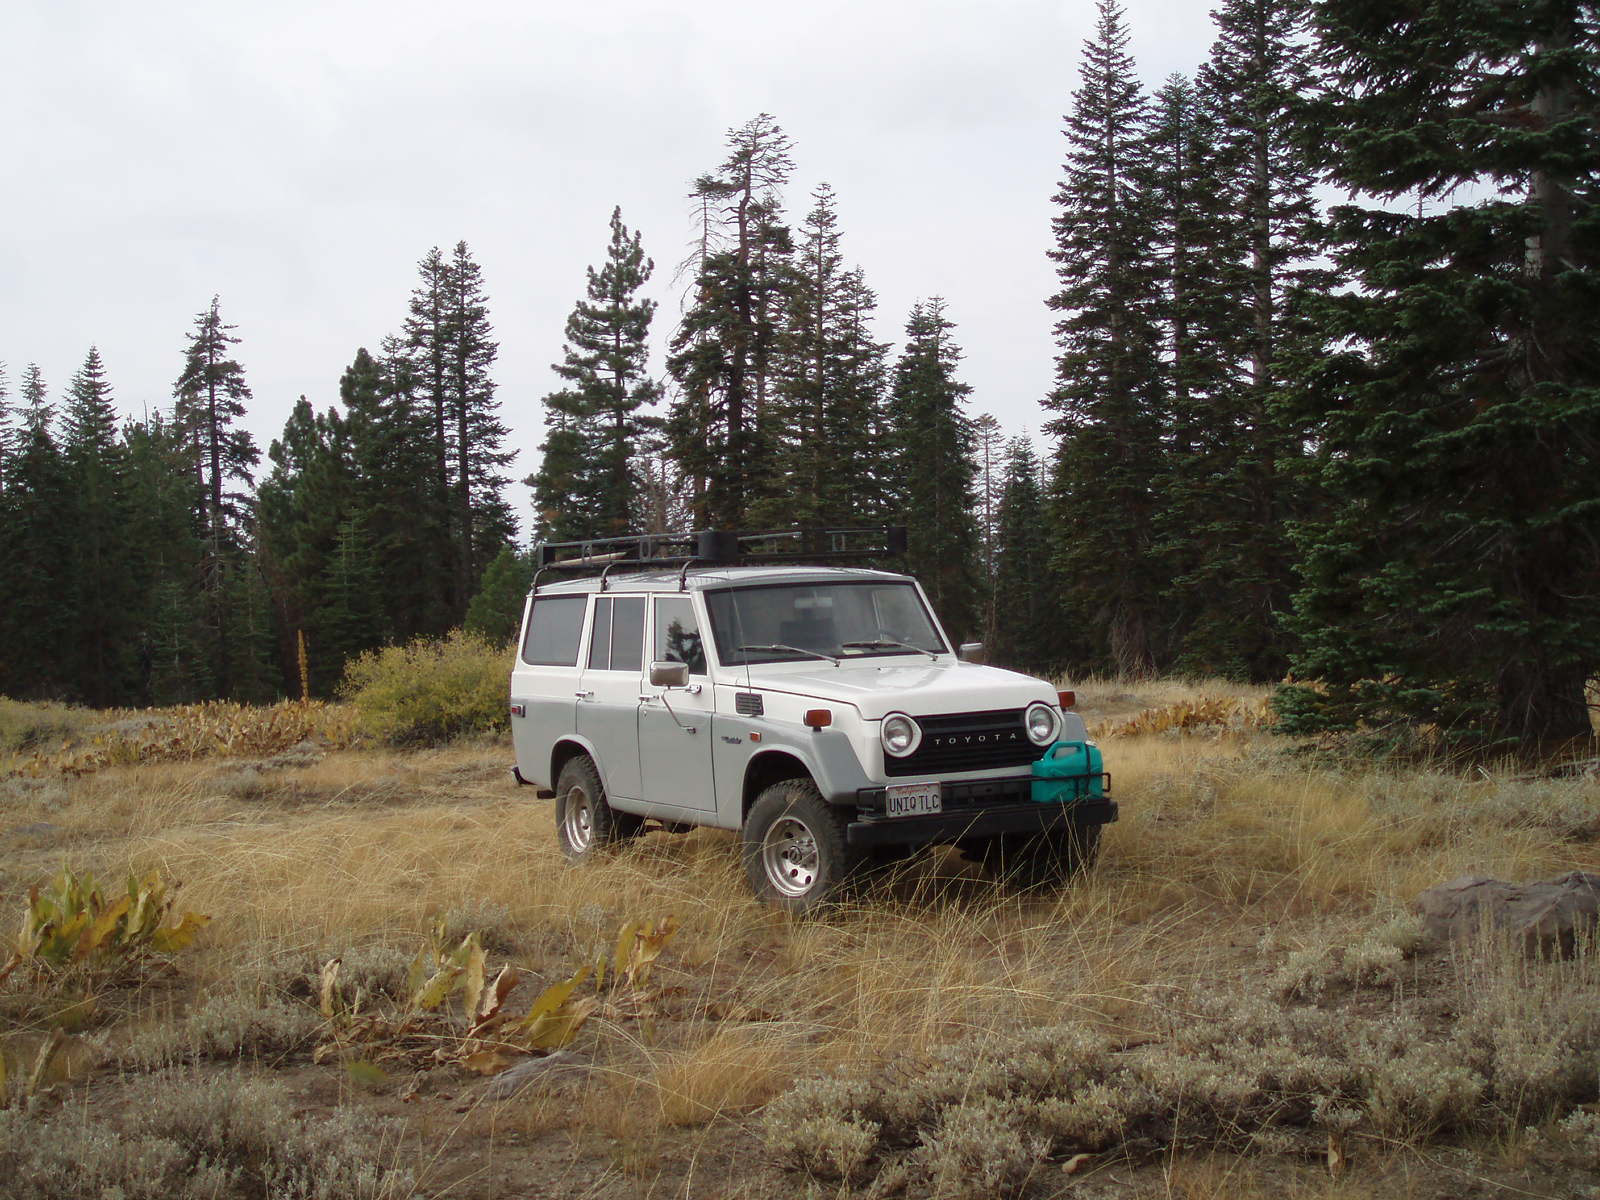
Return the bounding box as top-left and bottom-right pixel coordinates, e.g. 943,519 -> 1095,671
735,692 -> 764,717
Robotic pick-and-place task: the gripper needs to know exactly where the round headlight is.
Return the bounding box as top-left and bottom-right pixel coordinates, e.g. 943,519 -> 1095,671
880,712 -> 922,757
1024,701 -> 1060,746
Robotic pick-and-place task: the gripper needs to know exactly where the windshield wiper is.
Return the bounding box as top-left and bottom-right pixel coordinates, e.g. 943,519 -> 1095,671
735,643 -> 840,666
840,639 -> 939,661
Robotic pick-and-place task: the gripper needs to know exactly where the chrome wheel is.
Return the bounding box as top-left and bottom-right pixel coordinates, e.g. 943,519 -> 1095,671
562,784 -> 594,854
761,815 -> 820,897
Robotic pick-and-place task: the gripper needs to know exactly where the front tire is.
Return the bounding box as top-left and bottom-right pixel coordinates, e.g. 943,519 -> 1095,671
742,779 -> 857,913
555,755 -> 643,861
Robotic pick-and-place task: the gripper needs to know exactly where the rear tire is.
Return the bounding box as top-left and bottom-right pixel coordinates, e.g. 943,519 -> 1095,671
555,755 -> 643,861
742,779 -> 858,914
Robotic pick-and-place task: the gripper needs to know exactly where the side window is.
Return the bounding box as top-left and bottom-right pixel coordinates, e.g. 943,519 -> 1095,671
586,596 -> 645,673
610,597 -> 646,673
587,597 -> 614,670
521,595 -> 588,666
653,597 -> 706,675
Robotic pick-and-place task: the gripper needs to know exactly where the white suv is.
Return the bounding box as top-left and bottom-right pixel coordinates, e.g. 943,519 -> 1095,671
510,535 -> 1115,912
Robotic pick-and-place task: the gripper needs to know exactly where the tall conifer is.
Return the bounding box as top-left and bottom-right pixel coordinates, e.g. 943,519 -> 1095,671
1046,0 -> 1167,674
0,367 -> 72,697
667,114 -> 797,528
61,347 -> 134,704
530,207 -> 659,542
991,437 -> 1060,671
173,297 -> 263,697
883,300 -> 981,641
761,184 -> 889,530
1279,0 -> 1600,747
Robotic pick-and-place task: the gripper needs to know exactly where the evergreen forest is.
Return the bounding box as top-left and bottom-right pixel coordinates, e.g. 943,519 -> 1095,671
1,0 -> 1595,753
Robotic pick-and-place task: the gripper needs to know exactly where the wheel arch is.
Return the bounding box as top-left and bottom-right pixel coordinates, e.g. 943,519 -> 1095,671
551,737 -> 604,794
742,750 -> 816,822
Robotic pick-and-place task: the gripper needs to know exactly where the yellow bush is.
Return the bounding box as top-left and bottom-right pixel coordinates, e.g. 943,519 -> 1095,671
340,630 -> 508,745
6,700 -> 354,778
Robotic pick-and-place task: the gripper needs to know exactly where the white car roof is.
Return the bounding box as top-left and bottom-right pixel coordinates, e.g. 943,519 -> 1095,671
531,565 -> 913,596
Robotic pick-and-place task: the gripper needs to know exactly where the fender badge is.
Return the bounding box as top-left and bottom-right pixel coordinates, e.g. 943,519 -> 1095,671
721,735 -> 744,746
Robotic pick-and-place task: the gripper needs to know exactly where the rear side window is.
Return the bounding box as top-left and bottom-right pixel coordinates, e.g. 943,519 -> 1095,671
521,595 -> 588,666
586,596 -> 646,673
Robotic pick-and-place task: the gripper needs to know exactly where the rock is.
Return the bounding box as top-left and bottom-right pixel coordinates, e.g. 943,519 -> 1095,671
481,1050 -> 592,1101
1413,872 -> 1600,958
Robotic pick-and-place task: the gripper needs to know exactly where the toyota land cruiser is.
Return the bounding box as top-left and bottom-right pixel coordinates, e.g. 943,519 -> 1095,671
509,529 -> 1115,912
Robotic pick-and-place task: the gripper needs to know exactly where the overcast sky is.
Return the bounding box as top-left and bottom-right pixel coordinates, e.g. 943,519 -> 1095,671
5,0 -> 1220,534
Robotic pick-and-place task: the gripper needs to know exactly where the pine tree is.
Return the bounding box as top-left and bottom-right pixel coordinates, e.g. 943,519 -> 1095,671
256,397 -> 360,694
173,296 -> 264,698
667,113 -> 797,528
760,184 -> 890,530
529,207 -> 659,542
60,347 -> 134,705
342,343 -> 453,641
0,366 -> 73,698
443,241 -> 515,610
883,300 -> 981,641
1279,0 -> 1600,748
465,546 -> 534,643
1172,0 -> 1325,679
1046,0 -> 1168,675
991,437 -> 1060,671
402,245 -> 515,618
122,412 -> 207,705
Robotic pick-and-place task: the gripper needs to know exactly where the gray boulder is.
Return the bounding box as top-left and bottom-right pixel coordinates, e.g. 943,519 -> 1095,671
1413,872 -> 1600,958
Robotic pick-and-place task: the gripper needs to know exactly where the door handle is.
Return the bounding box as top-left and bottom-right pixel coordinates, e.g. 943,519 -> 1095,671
638,694 -> 657,703
575,690 -> 594,700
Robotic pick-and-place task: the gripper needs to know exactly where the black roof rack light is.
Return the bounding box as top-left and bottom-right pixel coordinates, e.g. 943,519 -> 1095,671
530,526 -> 908,592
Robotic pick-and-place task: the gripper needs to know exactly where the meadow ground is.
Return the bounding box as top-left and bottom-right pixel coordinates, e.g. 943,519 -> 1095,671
1,682 -> 1599,1199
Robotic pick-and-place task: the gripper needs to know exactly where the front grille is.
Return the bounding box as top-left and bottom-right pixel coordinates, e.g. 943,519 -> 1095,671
884,708 -> 1047,778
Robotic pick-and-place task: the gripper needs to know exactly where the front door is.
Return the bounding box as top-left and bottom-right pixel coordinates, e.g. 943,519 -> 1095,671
638,595 -> 716,812
575,594 -> 646,801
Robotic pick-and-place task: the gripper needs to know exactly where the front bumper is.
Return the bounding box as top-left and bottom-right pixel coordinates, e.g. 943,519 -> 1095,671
847,775 -> 1117,849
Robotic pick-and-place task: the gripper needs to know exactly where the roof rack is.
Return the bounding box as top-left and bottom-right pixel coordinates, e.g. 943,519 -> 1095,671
531,527 -> 909,593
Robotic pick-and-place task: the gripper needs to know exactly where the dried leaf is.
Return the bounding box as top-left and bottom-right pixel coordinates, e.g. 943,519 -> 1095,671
623,915 -> 679,989
460,938 -> 488,1025
77,895 -> 132,959
1327,1131 -> 1346,1179
319,958 -> 343,1018
471,964 -> 519,1031
26,1028 -> 65,1097
149,911 -> 210,953
462,1048 -> 523,1076
611,921 -> 638,991
410,965 -> 460,1012
521,995 -> 598,1051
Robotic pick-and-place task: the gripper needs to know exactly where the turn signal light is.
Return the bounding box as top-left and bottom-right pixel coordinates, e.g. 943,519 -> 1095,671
1057,690 -> 1076,709
803,708 -> 833,730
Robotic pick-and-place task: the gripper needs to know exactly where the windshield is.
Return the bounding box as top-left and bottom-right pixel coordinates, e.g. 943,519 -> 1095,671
705,582 -> 949,666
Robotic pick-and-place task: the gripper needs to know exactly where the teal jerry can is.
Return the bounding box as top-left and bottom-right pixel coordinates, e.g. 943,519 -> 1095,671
1031,740 -> 1105,804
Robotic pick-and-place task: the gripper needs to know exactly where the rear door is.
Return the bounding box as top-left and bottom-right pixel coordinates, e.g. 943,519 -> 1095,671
638,595 -> 716,812
575,594 -> 646,802
511,592 -> 589,787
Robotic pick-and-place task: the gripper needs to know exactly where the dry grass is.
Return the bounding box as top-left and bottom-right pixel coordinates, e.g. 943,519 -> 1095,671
2,680 -> 1597,1197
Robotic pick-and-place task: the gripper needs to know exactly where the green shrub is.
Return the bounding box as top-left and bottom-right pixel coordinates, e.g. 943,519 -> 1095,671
340,631 -> 508,745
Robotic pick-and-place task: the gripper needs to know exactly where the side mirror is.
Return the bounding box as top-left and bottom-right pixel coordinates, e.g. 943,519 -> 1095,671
649,660 -> 690,688
958,642 -> 987,664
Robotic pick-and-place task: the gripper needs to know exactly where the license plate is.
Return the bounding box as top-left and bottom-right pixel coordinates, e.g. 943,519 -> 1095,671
884,782 -> 942,818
